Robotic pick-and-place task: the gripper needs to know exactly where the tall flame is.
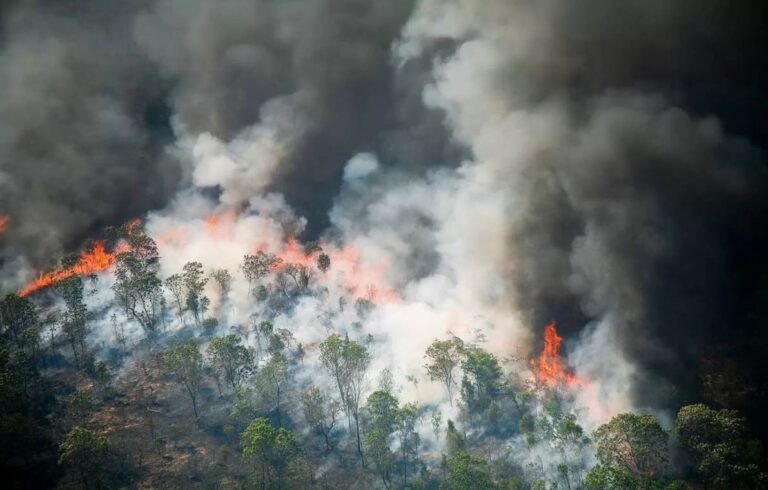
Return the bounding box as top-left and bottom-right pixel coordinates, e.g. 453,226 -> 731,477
0,214 -> 9,234
19,241 -> 128,297
532,321 -> 579,387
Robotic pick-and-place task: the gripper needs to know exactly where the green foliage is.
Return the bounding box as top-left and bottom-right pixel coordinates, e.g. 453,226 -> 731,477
254,353 -> 290,427
676,403 -> 766,489
584,464 -> 638,489
319,333 -> 370,465
59,426 -> 110,489
442,451 -> 496,490
164,273 -> 187,324
300,384 -> 341,451
182,261 -> 208,327
460,347 -> 502,414
113,224 -> 163,336
242,252 -> 281,294
593,413 -> 668,487
57,275 -> 90,366
0,294 -> 38,349
164,340 -> 204,418
241,417 -> 300,488
424,336 -> 465,406
207,334 -> 254,392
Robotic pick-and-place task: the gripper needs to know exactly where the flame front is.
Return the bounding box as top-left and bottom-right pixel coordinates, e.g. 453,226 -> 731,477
19,241 -> 127,296
532,321 -> 579,387
0,215 -> 9,234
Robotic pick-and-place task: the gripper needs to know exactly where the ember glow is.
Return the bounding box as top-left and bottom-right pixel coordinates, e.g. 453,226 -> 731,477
19,241 -> 128,297
0,214 -> 9,234
532,322 -> 579,387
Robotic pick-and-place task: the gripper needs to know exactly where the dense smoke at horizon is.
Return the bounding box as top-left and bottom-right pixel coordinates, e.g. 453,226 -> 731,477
2,0 -> 768,436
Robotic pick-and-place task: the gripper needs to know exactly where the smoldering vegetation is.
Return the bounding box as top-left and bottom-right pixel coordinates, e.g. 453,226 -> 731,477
1,0 -> 768,489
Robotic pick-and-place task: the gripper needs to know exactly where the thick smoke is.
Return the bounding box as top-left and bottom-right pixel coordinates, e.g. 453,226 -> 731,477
2,0 -> 768,429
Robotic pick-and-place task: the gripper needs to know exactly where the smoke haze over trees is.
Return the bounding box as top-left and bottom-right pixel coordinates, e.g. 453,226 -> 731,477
1,0 -> 768,488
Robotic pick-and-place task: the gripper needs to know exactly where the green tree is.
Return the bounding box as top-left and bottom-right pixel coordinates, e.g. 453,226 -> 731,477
319,333 -> 370,466
164,340 -> 205,418
241,252 -> 281,294
56,274 -> 89,367
300,384 -> 341,451
364,389 -> 400,487
424,336 -> 465,406
0,294 -> 37,349
443,451 -> 496,490
593,413 -> 668,487
241,417 -> 300,489
210,268 -> 232,298
59,426 -> 110,490
583,465 -> 638,490
113,224 -> 163,336
182,261 -> 207,327
676,403 -> 766,489
396,402 -> 422,487
255,353 -> 290,427
445,419 -> 466,456
460,347 -> 502,414
207,334 -> 254,393
164,273 -> 187,326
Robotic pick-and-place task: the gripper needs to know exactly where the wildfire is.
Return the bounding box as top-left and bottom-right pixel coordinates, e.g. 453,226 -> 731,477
531,321 -> 579,387
19,241 -> 129,297
261,237 -> 399,304
0,214 -> 9,234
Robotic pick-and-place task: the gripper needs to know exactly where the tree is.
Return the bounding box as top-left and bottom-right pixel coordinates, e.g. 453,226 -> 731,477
207,334 -> 254,393
593,413 -> 668,487
424,336 -> 464,406
241,252 -> 281,294
210,268 -> 232,297
317,253 -> 331,273
284,263 -> 311,291
300,384 -> 341,452
59,427 -> 110,490
182,261 -> 208,327
396,402 -> 422,487
583,465 -> 638,490
164,340 -> 205,418
113,224 -> 163,336
164,273 -> 187,326
255,353 -> 290,427
445,419 -> 466,456
319,333 -> 370,466
241,417 -> 300,489
364,389 -> 400,487
676,404 -> 766,489
0,294 -> 37,349
460,347 -> 502,414
56,274 -> 89,367
443,451 -> 496,490
534,397 -> 590,490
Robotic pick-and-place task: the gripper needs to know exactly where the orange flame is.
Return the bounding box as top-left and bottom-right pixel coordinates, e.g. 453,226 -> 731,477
19,241 -> 129,297
256,237 -> 399,304
0,215 -> 9,234
531,322 -> 579,387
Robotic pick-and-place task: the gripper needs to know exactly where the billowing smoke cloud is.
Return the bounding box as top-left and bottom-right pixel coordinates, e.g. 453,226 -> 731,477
0,0 -> 179,273
2,0 -> 767,428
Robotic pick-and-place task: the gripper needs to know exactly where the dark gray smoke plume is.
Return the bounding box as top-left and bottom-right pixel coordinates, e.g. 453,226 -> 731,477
1,0 -> 768,418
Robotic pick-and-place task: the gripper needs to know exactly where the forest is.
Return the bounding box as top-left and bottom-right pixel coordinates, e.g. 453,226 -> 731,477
2,0 -> 768,488
1,220 -> 766,489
